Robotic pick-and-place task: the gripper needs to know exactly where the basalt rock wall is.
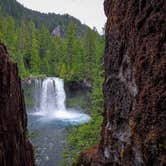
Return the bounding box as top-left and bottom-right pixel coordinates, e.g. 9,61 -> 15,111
75,0 -> 166,165
0,44 -> 35,166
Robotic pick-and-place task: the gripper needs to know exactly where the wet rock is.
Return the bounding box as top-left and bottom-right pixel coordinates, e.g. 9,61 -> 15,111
64,80 -> 92,97
75,0 -> 166,165
0,44 -> 35,166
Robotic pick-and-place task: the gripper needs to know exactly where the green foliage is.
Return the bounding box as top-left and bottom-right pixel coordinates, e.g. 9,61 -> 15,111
0,4 -> 105,165
0,14 -> 104,80
63,115 -> 103,165
63,32 -> 105,165
66,21 -> 75,72
29,21 -> 40,74
0,0 -> 89,37
60,63 -> 67,78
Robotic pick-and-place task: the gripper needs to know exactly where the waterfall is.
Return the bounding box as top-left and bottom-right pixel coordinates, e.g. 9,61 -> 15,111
39,77 -> 66,114
31,77 -> 90,125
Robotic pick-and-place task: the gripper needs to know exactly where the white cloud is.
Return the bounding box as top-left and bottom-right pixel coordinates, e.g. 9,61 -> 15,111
16,0 -> 106,33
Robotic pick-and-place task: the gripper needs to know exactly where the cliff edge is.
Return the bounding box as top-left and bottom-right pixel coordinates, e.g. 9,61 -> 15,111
0,44 -> 35,166
75,0 -> 166,165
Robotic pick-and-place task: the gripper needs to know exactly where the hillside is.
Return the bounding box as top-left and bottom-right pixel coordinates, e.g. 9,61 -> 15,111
0,0 -> 89,36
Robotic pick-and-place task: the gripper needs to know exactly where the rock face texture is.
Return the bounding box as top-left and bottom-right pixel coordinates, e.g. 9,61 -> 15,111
52,25 -> 62,37
0,44 -> 35,166
75,0 -> 166,165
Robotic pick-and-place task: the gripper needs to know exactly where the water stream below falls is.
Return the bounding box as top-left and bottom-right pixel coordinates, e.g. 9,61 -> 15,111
23,77 -> 90,166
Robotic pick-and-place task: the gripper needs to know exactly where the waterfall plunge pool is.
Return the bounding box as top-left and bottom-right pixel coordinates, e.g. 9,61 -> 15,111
23,77 -> 90,166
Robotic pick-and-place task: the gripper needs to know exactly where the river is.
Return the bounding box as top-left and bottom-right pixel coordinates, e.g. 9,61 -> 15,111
23,77 -> 90,166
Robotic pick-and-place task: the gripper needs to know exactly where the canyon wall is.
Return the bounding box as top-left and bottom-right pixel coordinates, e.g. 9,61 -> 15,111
76,0 -> 166,165
0,44 -> 35,166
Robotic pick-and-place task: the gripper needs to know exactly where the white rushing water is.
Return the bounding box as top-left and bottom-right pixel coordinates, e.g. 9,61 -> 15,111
32,77 -> 90,125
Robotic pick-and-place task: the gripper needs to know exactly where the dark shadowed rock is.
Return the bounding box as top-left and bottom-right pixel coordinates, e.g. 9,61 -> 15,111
75,0 -> 166,165
0,44 -> 35,166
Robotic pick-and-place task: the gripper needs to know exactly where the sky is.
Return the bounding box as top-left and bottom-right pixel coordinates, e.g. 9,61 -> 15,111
16,0 -> 106,33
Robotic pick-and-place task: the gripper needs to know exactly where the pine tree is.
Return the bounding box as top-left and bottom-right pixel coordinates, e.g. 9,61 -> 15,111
29,21 -> 40,74
66,21 -> 76,74
5,17 -> 17,61
38,24 -> 50,73
84,28 -> 97,80
16,22 -> 27,77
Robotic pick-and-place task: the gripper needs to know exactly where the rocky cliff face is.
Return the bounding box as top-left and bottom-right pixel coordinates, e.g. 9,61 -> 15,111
75,0 -> 166,165
0,44 -> 35,166
52,25 -> 62,37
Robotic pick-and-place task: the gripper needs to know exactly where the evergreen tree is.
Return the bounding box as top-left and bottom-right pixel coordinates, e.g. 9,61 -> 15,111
16,22 -> 27,77
84,28 -> 97,80
6,17 -> 17,60
0,15 -> 104,83
72,39 -> 85,80
0,14 -> 106,165
66,21 -> 76,74
38,25 -> 50,73
29,21 -> 40,74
